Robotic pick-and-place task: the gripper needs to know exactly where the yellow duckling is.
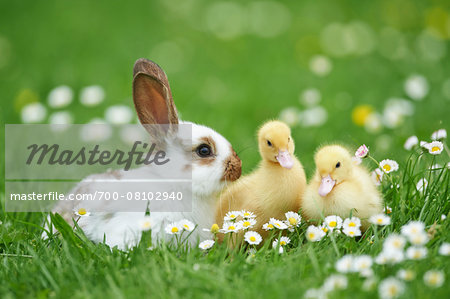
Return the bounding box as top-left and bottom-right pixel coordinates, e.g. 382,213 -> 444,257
302,145 -> 383,230
216,120 -> 307,239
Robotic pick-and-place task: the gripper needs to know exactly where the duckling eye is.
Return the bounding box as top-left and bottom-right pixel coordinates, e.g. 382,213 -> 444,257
336,162 -> 341,168
267,140 -> 272,147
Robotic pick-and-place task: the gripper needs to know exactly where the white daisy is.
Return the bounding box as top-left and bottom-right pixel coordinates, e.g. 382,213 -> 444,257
406,246 -> 427,260
343,217 -> 361,229
404,74 -> 428,100
378,277 -> 405,299
362,277 -> 377,291
244,231 -> 262,245
376,249 -> 404,265
420,141 -> 429,148
409,232 -> 429,246
272,236 -> 291,248
379,159 -> 399,174
74,207 -> 90,217
438,242 -> 450,256
343,226 -> 361,238
165,222 -> 181,235
279,107 -> 300,127
431,129 -> 447,140
21,102 -> 47,123
80,85 -> 105,106
104,105 -> 133,125
262,222 -> 274,231
306,225 -> 326,242
423,270 -> 445,288
335,255 -> 354,273
401,221 -> 425,237
199,239 -> 215,250
179,219 -> 195,232
224,211 -> 240,221
355,144 -> 369,158
371,168 -> 384,186
353,255 -> 372,273
369,213 -> 391,226
425,141 -> 444,155
319,223 -> 330,234
324,215 -> 343,231
221,221 -> 242,233
238,218 -> 257,230
139,216 -> 152,231
441,214 -> 447,221
322,274 -> 348,292
269,218 -> 288,230
404,135 -> 419,150
396,269 -> 415,281
240,210 -> 256,219
285,211 -> 301,227
416,178 -> 428,193
47,85 -> 73,108
383,234 -> 406,251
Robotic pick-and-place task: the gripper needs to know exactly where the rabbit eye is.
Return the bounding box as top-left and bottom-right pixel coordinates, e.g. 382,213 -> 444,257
196,144 -> 212,157
336,162 -> 341,168
267,140 -> 272,147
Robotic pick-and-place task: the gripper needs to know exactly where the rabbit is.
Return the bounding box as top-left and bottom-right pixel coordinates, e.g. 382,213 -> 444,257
43,58 -> 242,250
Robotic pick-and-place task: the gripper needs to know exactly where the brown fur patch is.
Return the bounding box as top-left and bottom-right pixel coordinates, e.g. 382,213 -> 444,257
222,146 -> 242,181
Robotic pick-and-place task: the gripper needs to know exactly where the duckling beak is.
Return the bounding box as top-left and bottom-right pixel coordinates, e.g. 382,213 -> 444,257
318,174 -> 336,197
276,150 -> 293,169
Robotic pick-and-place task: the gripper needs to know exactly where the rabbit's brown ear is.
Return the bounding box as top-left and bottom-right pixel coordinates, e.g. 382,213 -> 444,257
132,58 -> 179,127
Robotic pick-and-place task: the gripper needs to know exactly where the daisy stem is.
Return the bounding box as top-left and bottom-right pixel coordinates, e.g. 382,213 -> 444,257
307,244 -> 321,276
373,225 -> 379,244
329,233 -> 340,257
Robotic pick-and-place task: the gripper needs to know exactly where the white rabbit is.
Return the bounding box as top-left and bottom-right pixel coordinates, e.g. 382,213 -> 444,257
44,58 -> 241,249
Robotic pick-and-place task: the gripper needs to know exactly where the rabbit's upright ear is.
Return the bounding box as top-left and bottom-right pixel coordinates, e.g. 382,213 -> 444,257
132,59 -> 179,137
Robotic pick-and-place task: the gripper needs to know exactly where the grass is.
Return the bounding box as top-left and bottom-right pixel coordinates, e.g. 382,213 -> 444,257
0,0 -> 449,298
0,146 -> 449,298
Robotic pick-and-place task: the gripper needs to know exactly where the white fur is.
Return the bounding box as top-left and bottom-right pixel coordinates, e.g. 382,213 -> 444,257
44,121 -> 235,250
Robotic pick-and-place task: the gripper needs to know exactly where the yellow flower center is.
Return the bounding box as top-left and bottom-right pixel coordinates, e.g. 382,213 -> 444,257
383,164 -> 391,172
243,213 -> 250,217
183,225 -> 190,230
211,223 -> 219,233
429,275 -> 438,285
280,241 -> 286,246
431,146 -> 440,152
289,217 -> 297,225
349,231 -> 354,235
308,233 -> 315,239
143,221 -> 151,228
243,221 -> 250,227
275,223 -> 281,227
377,218 -> 383,224
250,236 -> 256,242
171,227 -> 178,233
329,221 -> 337,227
229,226 -> 235,230
413,252 -> 420,259
322,227 -> 328,233
78,208 -> 87,215
388,286 -> 398,295
349,222 -> 356,227
268,224 -> 274,229
229,214 -> 235,218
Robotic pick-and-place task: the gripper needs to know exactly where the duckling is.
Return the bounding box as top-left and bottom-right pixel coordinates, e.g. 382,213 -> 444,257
216,120 -> 307,239
302,145 -> 383,230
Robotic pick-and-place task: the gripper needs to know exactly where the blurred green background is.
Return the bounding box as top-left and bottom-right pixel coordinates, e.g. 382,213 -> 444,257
1,0 -> 449,177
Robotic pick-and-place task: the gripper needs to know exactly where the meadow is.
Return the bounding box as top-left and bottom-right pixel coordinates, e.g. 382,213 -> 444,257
0,0 -> 449,298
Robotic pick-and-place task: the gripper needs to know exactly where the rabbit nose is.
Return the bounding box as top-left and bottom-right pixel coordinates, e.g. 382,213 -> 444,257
222,148 -> 242,182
